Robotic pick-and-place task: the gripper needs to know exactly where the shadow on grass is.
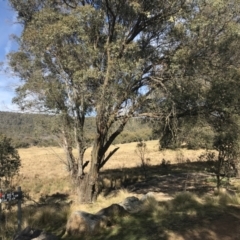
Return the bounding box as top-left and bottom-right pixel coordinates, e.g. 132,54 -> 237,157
2,160 -> 239,240
38,192 -> 71,205
99,161 -> 217,197
63,191 -> 240,240
0,192 -> 71,239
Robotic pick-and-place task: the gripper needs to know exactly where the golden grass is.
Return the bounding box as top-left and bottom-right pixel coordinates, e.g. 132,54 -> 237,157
1,141 -> 240,240
18,146 -> 67,179
18,140 -> 207,177
15,140 -> 209,200
69,189 -> 138,214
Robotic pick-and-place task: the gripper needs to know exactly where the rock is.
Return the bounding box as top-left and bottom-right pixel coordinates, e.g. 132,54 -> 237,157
119,196 -> 143,213
65,211 -> 108,236
140,192 -> 156,202
32,232 -> 59,240
13,226 -> 58,240
13,227 -> 42,240
96,204 -> 128,222
66,204 -> 128,236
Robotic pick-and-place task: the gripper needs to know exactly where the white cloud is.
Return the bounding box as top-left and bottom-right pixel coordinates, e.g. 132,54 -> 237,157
0,71 -> 20,111
0,3 -> 22,112
0,88 -> 19,111
4,12 -> 19,56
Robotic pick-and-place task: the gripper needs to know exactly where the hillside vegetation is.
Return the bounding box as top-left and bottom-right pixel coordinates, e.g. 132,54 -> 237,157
0,111 -> 154,148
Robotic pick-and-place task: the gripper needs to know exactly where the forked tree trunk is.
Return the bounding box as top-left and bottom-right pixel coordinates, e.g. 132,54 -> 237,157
76,115 -> 128,203
77,137 -> 102,203
77,173 -> 99,203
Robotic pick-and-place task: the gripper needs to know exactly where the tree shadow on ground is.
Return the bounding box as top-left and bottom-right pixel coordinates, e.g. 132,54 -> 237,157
0,192 -> 71,239
38,192 -> 71,206
2,160 -> 239,240
99,161 -> 218,198
65,192 -> 240,240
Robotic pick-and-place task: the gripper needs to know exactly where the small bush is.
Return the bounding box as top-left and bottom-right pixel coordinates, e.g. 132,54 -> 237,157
170,192 -> 201,211
218,191 -> 240,206
0,133 -> 21,190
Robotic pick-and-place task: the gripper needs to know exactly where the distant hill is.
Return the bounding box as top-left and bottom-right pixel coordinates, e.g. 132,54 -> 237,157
0,111 -> 155,148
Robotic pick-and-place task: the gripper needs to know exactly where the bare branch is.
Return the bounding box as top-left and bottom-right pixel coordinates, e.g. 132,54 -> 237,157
99,147 -> 120,170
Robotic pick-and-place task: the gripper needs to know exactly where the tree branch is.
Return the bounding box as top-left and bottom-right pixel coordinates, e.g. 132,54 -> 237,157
83,160 -> 89,170
63,0 -> 78,8
99,147 -> 120,170
105,0 -> 116,42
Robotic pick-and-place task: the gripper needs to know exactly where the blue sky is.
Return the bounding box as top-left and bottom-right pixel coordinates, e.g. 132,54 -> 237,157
0,0 -> 22,112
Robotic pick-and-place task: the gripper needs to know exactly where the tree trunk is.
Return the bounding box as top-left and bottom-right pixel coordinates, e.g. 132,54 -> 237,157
77,137 -> 101,203
77,174 -> 95,203
77,164 -> 99,203
216,174 -> 221,191
62,132 -> 76,176
216,149 -> 226,190
76,117 -> 128,203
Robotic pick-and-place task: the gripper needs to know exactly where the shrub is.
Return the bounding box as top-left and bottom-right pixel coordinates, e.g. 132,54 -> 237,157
0,133 -> 21,190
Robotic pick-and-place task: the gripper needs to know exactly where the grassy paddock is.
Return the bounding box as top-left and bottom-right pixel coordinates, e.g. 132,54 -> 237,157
17,140 -> 208,176
16,140 -> 208,198
1,141 -> 240,239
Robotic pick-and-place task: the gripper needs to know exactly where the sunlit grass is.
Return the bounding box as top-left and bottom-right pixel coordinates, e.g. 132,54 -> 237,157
0,141 -> 239,239
15,140 -> 208,201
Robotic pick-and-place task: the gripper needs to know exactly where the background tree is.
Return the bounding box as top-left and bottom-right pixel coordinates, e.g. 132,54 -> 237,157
151,0 -> 240,185
0,133 -> 21,190
135,140 -> 149,179
8,0 -> 187,202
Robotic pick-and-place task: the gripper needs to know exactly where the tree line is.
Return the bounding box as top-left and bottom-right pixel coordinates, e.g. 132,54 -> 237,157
0,111 -> 154,148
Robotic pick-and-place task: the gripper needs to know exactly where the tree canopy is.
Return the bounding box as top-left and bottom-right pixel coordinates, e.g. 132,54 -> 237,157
7,0 -> 240,200
151,0 -> 240,184
8,0 -> 188,202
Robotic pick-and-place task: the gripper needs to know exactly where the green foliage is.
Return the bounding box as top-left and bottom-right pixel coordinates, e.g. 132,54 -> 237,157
156,116 -> 215,150
178,118 -> 215,150
7,0 -> 188,202
0,111 -> 58,148
211,116 -> 240,188
147,0 -> 240,190
0,133 -> 21,189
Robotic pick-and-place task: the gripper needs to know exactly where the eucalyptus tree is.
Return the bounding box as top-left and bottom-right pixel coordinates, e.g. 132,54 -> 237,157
152,0 -> 240,184
8,0 -> 187,202
186,1 -> 240,184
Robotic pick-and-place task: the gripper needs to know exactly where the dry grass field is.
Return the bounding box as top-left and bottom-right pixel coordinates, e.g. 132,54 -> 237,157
18,140 -> 207,179
16,140 -> 207,200
1,140 -> 240,240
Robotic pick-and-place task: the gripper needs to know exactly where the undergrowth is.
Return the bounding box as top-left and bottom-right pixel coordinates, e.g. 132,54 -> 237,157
2,189 -> 239,240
